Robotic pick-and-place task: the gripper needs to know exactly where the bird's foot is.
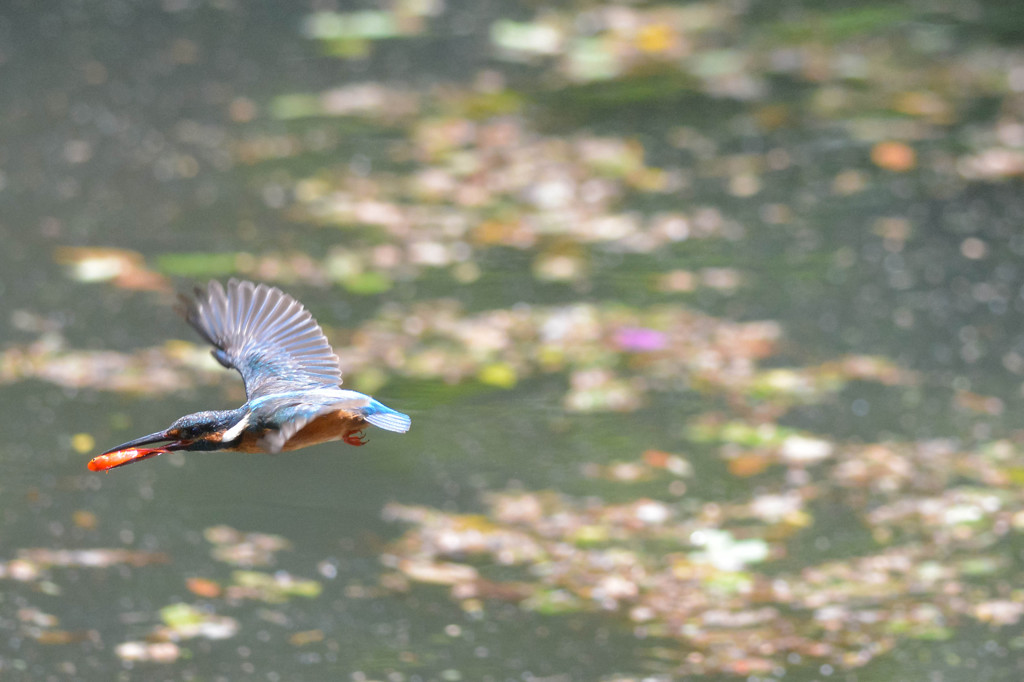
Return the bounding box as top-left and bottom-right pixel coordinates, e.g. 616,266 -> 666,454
343,430 -> 367,447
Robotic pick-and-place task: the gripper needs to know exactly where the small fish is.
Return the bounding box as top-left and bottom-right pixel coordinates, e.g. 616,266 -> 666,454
87,447 -> 171,472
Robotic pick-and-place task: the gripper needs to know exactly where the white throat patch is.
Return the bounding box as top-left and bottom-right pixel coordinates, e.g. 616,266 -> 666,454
221,414 -> 251,443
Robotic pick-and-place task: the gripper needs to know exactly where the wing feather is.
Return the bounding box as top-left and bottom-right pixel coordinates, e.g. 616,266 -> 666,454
179,279 -> 343,399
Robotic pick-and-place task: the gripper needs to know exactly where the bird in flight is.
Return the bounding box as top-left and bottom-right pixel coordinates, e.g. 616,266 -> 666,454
88,279 -> 410,472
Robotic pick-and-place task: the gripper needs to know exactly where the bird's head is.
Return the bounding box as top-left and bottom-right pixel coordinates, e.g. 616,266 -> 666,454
100,409 -> 244,455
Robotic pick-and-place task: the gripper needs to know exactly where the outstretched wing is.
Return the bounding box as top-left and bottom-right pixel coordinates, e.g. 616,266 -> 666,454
179,279 -> 343,399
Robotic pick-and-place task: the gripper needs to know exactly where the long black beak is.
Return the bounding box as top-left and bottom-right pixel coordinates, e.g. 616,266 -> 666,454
101,429 -> 192,455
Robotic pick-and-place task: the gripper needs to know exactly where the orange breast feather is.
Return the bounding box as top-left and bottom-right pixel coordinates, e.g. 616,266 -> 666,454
238,410 -> 367,453
282,410 -> 367,451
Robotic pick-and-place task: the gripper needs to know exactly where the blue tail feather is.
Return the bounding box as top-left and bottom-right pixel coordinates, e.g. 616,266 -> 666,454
362,400 -> 411,433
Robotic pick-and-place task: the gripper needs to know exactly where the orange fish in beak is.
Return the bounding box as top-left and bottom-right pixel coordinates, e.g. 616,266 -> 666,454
87,447 -> 172,472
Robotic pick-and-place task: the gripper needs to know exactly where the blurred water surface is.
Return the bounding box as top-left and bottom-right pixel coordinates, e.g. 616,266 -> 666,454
2,1 -> 1024,680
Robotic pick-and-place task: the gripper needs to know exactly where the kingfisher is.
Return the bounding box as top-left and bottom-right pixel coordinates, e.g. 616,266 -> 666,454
88,279 -> 410,472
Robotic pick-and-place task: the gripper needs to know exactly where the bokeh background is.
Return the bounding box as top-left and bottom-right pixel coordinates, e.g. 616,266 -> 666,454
2,1 -> 1024,679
